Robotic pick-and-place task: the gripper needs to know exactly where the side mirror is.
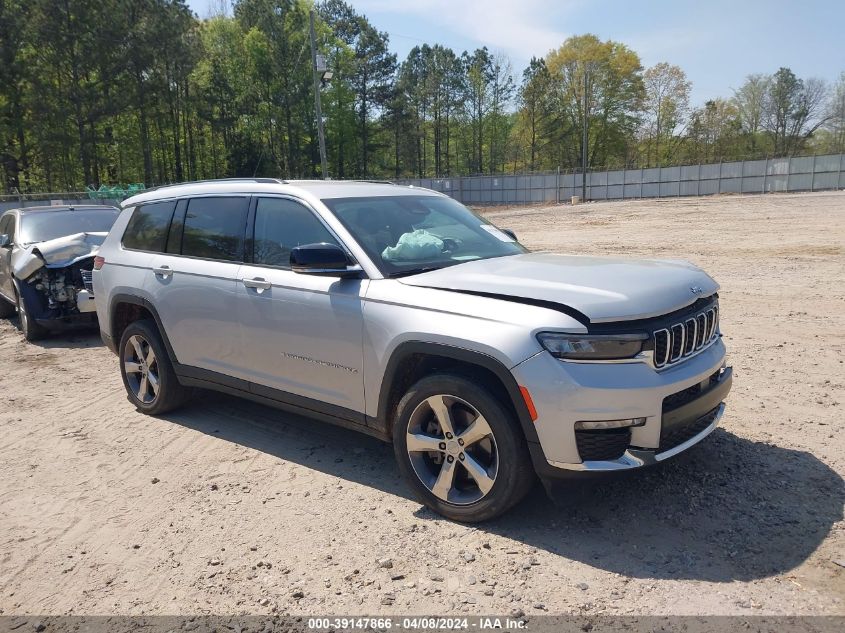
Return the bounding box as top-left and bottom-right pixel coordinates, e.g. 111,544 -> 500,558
290,243 -> 362,278
501,228 -> 517,241
0,234 -> 10,248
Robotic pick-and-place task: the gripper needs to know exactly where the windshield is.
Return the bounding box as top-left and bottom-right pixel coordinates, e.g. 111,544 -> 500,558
322,195 -> 526,276
19,208 -> 118,244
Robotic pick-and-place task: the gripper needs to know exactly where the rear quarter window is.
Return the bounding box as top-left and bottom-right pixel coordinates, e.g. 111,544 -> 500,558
122,201 -> 177,252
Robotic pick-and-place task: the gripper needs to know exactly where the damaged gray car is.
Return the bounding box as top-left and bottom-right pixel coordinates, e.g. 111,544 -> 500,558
0,205 -> 119,341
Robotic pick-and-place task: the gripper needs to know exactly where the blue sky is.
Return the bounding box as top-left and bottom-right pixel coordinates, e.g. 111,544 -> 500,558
187,0 -> 844,105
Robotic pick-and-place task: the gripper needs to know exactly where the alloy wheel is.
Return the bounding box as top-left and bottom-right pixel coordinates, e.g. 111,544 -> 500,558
17,296 -> 28,335
406,394 -> 498,505
123,334 -> 160,404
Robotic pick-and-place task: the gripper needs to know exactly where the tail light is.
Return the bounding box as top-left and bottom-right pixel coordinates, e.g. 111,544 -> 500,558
93,256 -> 105,270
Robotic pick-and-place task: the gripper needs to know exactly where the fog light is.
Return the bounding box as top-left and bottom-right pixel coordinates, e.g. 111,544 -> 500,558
575,417 -> 646,431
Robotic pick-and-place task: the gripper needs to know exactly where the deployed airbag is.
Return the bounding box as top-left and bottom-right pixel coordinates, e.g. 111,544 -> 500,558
382,229 -> 444,262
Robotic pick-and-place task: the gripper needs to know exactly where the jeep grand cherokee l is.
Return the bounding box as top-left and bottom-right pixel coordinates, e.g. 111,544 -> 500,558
93,179 -> 732,522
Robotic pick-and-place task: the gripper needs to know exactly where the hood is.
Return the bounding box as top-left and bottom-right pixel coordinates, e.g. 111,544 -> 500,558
12,232 -> 108,280
398,252 -> 719,323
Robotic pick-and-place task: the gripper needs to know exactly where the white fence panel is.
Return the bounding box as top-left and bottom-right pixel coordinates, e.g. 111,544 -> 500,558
394,154 -> 843,205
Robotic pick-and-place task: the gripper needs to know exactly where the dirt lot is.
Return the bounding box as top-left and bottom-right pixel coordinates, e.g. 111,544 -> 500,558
0,191 -> 843,617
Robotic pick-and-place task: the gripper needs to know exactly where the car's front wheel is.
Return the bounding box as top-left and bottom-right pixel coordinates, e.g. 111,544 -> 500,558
15,287 -> 47,342
393,373 -> 535,522
119,319 -> 191,415
0,292 -> 15,318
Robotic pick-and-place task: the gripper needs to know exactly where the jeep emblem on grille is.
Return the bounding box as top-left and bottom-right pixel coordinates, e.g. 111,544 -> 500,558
690,286 -> 703,294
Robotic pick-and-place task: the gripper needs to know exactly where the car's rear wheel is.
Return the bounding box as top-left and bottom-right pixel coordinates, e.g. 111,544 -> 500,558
393,373 -> 535,522
16,287 -> 47,342
119,319 -> 191,415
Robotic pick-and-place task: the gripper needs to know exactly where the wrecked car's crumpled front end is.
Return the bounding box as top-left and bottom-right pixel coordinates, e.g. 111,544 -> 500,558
12,232 -> 107,329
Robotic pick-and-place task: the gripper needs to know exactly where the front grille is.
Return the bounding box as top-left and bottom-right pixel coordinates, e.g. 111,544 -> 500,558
653,302 -> 718,368
658,406 -> 720,453
575,428 -> 631,461
80,269 -> 94,293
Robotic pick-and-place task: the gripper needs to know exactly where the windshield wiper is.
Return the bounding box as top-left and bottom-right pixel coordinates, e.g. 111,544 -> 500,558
388,266 -> 443,278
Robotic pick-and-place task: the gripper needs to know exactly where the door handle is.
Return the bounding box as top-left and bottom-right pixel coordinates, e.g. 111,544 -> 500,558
153,265 -> 172,278
243,277 -> 272,291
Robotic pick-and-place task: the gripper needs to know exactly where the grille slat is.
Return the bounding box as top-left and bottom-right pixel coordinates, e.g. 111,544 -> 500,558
653,300 -> 719,369
670,324 -> 684,361
696,314 -> 707,347
684,318 -> 697,355
80,270 -> 94,293
654,329 -> 670,366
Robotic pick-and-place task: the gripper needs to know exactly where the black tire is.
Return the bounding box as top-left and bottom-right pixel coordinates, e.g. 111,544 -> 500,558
0,293 -> 15,318
118,319 -> 191,415
393,373 -> 535,522
15,286 -> 47,342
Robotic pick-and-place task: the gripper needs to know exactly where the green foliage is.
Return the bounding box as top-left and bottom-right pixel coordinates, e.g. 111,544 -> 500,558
641,62 -> 691,167
0,2 -> 839,193
544,34 -> 646,170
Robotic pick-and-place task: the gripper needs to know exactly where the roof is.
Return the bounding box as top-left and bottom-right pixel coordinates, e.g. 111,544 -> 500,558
122,178 -> 440,208
10,205 -> 118,215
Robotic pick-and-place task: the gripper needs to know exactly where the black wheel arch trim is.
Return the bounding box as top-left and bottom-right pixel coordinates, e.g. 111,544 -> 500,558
376,341 -> 543,450
108,292 -> 379,440
107,298 -> 551,474
109,293 -> 179,363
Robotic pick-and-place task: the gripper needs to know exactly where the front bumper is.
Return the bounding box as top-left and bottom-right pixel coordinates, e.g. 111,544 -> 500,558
512,337 -> 731,476
564,404 -> 725,470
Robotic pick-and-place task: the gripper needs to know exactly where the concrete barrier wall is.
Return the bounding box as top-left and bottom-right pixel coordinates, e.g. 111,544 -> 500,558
397,154 -> 845,205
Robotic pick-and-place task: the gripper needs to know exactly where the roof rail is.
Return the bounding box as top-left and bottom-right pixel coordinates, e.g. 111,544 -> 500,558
141,177 -> 287,193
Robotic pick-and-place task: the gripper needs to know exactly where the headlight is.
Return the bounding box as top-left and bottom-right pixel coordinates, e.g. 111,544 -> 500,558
537,332 -> 648,360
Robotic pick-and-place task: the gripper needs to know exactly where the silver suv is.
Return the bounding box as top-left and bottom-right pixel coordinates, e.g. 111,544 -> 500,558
93,179 -> 732,522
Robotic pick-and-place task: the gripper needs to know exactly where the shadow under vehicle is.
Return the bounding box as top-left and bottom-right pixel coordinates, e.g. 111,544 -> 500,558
164,390 -> 844,583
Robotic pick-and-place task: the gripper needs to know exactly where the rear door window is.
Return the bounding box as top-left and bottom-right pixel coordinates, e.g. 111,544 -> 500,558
122,201 -> 177,252
181,197 -> 248,262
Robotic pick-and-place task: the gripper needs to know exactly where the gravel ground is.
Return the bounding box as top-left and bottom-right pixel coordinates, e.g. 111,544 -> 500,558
0,191 -> 843,616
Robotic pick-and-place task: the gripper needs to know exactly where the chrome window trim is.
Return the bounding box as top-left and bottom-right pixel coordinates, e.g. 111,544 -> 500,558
289,264 -> 364,276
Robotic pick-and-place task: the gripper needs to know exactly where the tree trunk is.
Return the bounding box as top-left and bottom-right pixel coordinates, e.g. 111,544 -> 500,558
135,70 -> 153,185
360,82 -> 369,178
169,75 -> 183,182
